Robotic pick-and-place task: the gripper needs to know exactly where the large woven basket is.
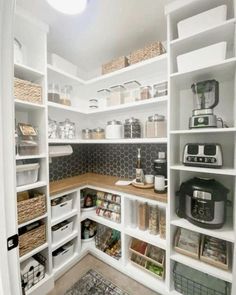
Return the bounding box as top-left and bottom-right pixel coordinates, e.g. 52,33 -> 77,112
14,78 -> 42,104
19,223 -> 46,257
17,194 -> 46,225
102,56 -> 129,75
129,42 -> 166,65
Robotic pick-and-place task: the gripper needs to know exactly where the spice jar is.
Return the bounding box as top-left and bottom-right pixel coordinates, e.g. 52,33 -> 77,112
148,205 -> 159,235
153,81 -> 168,97
124,117 -> 141,138
89,99 -> 98,109
105,120 -> 123,139
146,114 -> 167,138
82,128 -> 92,139
140,86 -> 151,100
92,128 -> 105,139
97,89 -> 110,108
108,85 -> 125,106
48,83 -> 60,103
123,81 -> 141,103
138,202 -> 148,231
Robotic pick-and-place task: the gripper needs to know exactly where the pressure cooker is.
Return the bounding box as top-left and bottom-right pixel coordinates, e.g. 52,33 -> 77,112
176,177 -> 229,229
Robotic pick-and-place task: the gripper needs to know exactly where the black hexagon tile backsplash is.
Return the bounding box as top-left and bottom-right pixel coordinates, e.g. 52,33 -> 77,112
49,144 -> 167,181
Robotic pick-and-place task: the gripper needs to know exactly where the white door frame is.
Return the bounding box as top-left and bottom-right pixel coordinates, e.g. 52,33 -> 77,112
0,0 -> 21,294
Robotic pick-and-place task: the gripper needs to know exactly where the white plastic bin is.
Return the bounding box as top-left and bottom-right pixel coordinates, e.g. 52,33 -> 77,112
51,196 -> 73,219
16,163 -> 40,187
177,5 -> 227,39
52,242 -> 74,268
177,42 -> 227,72
52,220 -> 73,244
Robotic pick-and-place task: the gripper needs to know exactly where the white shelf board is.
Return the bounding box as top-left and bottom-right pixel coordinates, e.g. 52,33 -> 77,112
18,213 -> 48,229
51,209 -> 78,227
171,218 -> 234,243
25,274 -> 54,295
81,210 -> 122,232
19,243 -> 48,263
47,64 -> 84,85
48,138 -> 168,145
52,231 -> 78,252
170,127 -> 236,134
15,99 -> 45,111
53,253 -> 79,278
16,154 -> 47,161
171,253 -> 232,283
125,226 -> 166,250
47,101 -> 85,114
16,181 -> 47,193
170,57 -> 236,88
14,63 -> 44,81
170,165 -> 236,176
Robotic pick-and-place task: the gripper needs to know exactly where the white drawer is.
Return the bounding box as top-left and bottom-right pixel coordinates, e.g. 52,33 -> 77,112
51,198 -> 73,219
53,243 -> 74,269
52,221 -> 73,244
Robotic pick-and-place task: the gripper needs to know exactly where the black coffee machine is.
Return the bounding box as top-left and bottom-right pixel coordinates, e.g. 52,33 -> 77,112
176,177 -> 229,229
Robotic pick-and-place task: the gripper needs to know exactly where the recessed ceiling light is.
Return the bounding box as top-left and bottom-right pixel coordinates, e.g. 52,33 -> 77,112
46,0 -> 87,15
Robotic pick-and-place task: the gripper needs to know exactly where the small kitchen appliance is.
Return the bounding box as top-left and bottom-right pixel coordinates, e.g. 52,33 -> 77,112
154,153 -> 167,193
176,177 -> 229,229
189,79 -> 219,129
183,143 -> 223,168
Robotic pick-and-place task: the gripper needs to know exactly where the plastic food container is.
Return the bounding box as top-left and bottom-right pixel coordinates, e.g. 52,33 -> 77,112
177,42 -> 227,72
177,5 -> 227,39
105,120 -> 123,139
123,81 -> 141,103
108,85 -> 125,106
17,123 -> 39,156
52,220 -> 73,244
48,83 -> 60,103
60,85 -> 72,106
153,82 -> 168,98
52,242 -> 74,268
16,163 -> 40,187
140,86 -> 152,100
97,89 -> 110,108
146,114 -> 167,138
51,196 -> 73,219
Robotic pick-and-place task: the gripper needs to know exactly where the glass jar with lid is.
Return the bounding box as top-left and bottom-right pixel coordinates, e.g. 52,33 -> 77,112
108,85 -> 125,106
82,128 -> 92,139
48,117 -> 58,139
140,86 -> 152,100
60,85 -> 72,106
123,81 -> 141,103
58,119 -> 76,139
146,114 -> 167,138
124,117 -> 141,138
92,128 -> 105,139
153,81 -> 168,98
105,120 -> 123,139
97,89 -> 110,109
48,83 -> 60,103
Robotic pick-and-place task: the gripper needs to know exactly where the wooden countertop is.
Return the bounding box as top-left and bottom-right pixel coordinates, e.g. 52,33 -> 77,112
50,173 -> 167,203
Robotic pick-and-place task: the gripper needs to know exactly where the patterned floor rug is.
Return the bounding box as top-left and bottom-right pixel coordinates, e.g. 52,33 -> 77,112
65,269 -> 129,295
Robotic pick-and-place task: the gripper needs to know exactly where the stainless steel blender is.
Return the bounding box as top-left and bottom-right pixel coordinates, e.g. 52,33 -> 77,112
189,79 -> 219,129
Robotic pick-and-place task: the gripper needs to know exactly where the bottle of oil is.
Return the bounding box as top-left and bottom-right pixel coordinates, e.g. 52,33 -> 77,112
136,148 -> 145,183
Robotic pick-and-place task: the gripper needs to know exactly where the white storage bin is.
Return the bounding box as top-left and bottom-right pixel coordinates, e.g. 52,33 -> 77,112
177,42 -> 226,73
52,242 -> 74,268
16,163 -> 40,187
177,5 -> 227,39
52,220 -> 73,244
51,196 -> 73,219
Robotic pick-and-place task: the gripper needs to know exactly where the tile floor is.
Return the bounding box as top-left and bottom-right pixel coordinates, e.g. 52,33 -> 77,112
48,254 -> 159,295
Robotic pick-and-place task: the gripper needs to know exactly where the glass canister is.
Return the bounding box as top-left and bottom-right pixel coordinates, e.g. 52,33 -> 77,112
153,81 -> 168,98
124,117 -> 141,138
108,85 -> 125,106
123,80 -> 141,103
146,114 -> 167,138
48,83 -> 60,103
105,120 -> 123,139
92,128 -> 105,139
60,85 -> 72,106
138,202 -> 148,231
58,119 -> 76,139
140,86 -> 152,100
97,89 -> 110,109
82,128 -> 92,139
48,118 -> 58,139
148,205 -> 159,235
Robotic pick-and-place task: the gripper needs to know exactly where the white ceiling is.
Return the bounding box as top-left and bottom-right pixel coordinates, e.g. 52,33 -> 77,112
17,0 -> 170,78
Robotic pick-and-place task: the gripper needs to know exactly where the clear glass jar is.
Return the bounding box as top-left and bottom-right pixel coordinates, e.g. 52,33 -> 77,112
48,118 -> 58,139
153,82 -> 168,98
108,85 -> 125,106
92,128 -> 105,139
123,81 -> 141,103
60,85 -> 72,106
124,117 -> 141,138
97,89 -> 110,109
58,119 -> 76,139
146,114 -> 167,138
140,86 -> 152,100
82,128 -> 92,139
48,83 -> 60,103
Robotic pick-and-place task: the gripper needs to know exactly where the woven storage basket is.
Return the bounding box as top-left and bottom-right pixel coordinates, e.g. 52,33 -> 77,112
129,42 -> 166,65
19,224 -> 46,257
17,194 -> 46,225
14,78 -> 42,104
102,56 -> 129,75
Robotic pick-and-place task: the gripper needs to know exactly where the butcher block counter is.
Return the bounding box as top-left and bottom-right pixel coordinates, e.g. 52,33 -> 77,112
50,173 -> 167,203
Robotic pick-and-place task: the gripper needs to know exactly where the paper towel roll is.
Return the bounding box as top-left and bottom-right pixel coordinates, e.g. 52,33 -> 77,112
20,257 -> 39,276
22,275 -> 34,291
33,264 -> 45,284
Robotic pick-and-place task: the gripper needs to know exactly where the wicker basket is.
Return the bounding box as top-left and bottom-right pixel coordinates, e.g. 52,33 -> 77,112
14,78 -> 42,104
19,223 -> 46,257
129,42 -> 166,65
102,56 -> 129,75
17,193 -> 46,225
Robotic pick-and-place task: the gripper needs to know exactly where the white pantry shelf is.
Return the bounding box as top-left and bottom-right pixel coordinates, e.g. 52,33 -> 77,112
19,243 -> 49,263
171,253 -> 232,283
15,99 -> 45,111
170,127 -> 236,134
51,209 -> 78,227
47,101 -> 84,114
16,181 -> 47,193
51,231 -> 78,252
171,218 -> 235,243
18,213 -> 48,229
170,165 -> 236,176
16,154 -> 47,161
53,253 -> 79,279
14,63 -> 45,82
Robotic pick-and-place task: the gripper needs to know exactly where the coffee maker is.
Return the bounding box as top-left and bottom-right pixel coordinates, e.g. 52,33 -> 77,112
189,79 -> 219,129
154,152 -> 167,193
